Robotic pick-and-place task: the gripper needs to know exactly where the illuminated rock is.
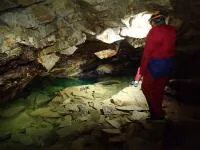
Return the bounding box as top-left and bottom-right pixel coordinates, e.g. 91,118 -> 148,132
94,49 -> 118,59
96,28 -> 124,44
37,53 -> 60,71
60,46 -> 78,56
111,85 -> 148,110
96,64 -> 114,74
120,12 -> 152,38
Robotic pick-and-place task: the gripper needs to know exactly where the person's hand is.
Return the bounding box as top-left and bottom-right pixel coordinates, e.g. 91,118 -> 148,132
132,81 -> 139,87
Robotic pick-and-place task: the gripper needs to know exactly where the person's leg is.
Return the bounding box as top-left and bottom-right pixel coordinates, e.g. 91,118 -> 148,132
142,71 -> 167,119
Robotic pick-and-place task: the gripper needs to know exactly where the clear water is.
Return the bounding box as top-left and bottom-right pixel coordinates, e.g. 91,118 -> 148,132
0,76 -> 132,149
17,76 -> 98,98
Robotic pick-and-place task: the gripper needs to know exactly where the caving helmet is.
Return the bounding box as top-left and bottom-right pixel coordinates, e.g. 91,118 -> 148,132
149,11 -> 166,25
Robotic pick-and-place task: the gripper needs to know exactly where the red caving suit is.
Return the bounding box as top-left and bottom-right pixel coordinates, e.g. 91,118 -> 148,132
136,24 -> 176,118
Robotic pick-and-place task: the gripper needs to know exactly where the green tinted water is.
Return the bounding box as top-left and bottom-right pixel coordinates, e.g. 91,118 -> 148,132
20,76 -> 98,97
0,76 -> 132,149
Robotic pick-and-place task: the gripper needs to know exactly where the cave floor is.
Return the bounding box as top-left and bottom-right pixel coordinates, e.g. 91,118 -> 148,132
0,77 -> 200,150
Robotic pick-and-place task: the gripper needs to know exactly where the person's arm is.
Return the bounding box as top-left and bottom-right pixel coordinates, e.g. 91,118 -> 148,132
132,67 -> 141,87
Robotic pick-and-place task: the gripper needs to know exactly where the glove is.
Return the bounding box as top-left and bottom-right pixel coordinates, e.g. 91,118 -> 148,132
132,81 -> 139,87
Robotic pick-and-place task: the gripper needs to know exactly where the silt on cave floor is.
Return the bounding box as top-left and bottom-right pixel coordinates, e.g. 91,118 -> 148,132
0,76 -> 200,150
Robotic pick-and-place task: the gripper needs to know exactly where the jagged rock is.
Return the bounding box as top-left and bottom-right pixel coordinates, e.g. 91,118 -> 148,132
59,85 -> 95,100
77,104 -> 88,115
89,109 -> 101,121
65,104 -> 79,112
129,111 -> 149,120
96,28 -> 124,44
0,9 -> 38,29
37,53 -> 60,71
96,64 -> 114,75
88,102 -> 102,110
59,115 -> 72,128
111,85 -> 149,110
48,96 -> 64,105
39,45 -> 57,56
0,33 -> 22,58
60,46 -> 78,56
102,105 -> 115,116
30,5 -> 55,24
106,119 -> 121,129
94,49 -> 118,59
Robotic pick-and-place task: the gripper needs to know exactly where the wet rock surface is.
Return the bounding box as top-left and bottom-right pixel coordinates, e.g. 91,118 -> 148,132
0,77 -> 200,150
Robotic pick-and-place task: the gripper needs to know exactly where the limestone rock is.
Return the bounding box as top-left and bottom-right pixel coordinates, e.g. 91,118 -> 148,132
35,94 -> 51,106
0,9 -> 38,28
65,104 -> 79,112
37,53 -> 60,71
58,115 -> 72,128
96,64 -> 114,75
102,105 -> 115,116
60,46 -> 78,56
94,49 -> 118,59
48,96 -> 64,105
0,33 -> 22,58
39,45 -> 57,56
96,28 -> 124,44
30,5 -> 55,24
129,111 -> 149,120
111,85 -> 148,111
106,119 -> 121,128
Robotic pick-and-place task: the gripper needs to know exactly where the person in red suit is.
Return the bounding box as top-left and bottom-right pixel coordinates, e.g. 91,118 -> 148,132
133,11 -> 176,119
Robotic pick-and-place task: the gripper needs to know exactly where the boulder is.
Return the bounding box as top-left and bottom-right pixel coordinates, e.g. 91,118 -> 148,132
37,53 -> 60,71
96,64 -> 114,75
111,85 -> 148,111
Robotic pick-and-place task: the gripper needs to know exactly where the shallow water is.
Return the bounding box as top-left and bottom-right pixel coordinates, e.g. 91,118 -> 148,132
18,77 -> 98,98
0,76 -> 132,150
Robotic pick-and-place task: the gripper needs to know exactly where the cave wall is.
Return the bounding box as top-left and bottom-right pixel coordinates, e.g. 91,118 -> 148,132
0,0 -> 200,102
